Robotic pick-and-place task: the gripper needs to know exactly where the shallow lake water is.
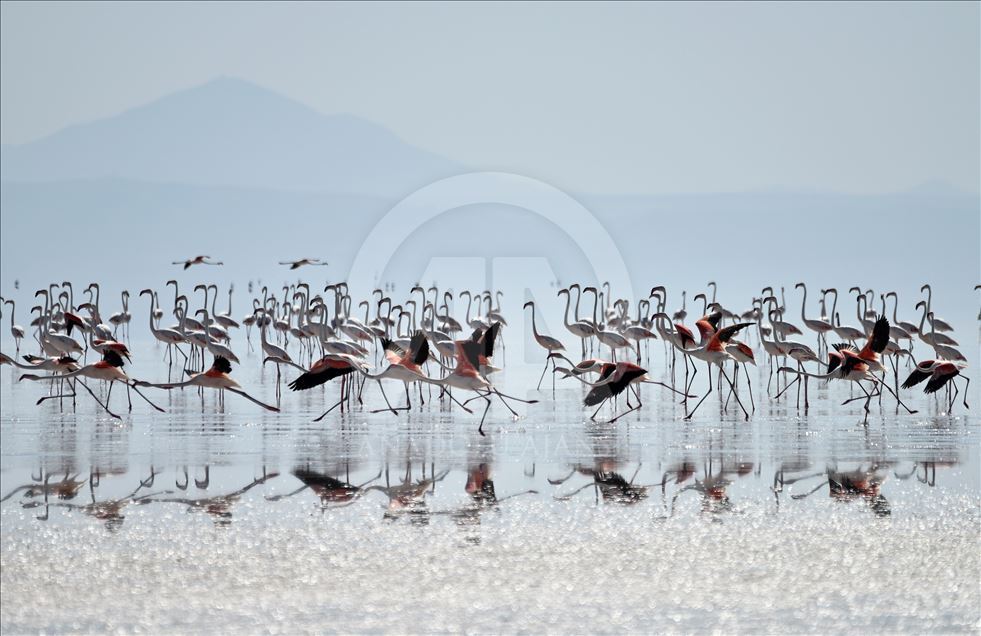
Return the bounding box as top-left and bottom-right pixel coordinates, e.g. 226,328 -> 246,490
2,339 -> 979,633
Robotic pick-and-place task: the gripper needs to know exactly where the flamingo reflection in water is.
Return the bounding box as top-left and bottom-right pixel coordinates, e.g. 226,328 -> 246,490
143,470 -> 280,526
362,462 -> 450,524
20,467 -> 168,531
1,468 -> 87,504
772,463 -> 891,517
549,463 -> 652,505
265,465 -> 383,510
660,458 -> 756,518
432,462 -> 538,544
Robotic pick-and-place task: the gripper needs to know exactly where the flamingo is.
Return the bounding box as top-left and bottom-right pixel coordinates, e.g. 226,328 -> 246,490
196,310 -> 239,365
138,289 -> 186,371
902,359 -> 969,412
795,283 -> 833,352
914,301 -> 959,349
21,350 -> 164,419
3,298 -> 25,353
557,287 -> 595,357
365,332 -> 435,414
920,284 -> 954,332
172,255 -> 222,269
672,290 -> 688,323
279,258 -> 328,270
289,353 -> 370,420
108,291 -> 131,338
417,336 -> 536,436
675,321 -> 755,420
3,353 -> 79,373
884,291 -> 918,336
558,360 -> 690,423
923,312 -> 966,363
523,301 -> 565,391
724,339 -> 756,412
879,294 -> 913,345
137,355 -> 278,412
848,287 -> 877,335
215,285 -> 240,330
823,288 -> 865,344
778,318 -> 917,422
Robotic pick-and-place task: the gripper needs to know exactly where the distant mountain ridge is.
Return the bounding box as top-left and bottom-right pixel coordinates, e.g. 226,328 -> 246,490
0,76 -> 464,196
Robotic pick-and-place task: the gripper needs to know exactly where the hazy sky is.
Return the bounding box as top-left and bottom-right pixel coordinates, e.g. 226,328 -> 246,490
1,1 -> 979,194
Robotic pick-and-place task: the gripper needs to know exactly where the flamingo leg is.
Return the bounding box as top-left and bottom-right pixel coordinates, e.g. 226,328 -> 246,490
536,357 -> 550,391
773,375 -> 799,400
684,389 -> 711,421
608,391 -> 642,423
590,398 -> 610,421
35,381 -> 78,406
77,380 -> 121,420
313,398 -> 344,422
874,380 -> 918,415
477,395 -> 493,436
226,387 -> 280,412
370,380 -> 408,415
720,367 -> 749,420
128,382 -> 166,412
744,364 -> 755,412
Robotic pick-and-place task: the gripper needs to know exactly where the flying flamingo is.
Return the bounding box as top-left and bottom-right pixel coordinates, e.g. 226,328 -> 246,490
279,258 -> 328,269
172,255 -> 223,269
137,356 -> 278,412
524,300 -> 565,391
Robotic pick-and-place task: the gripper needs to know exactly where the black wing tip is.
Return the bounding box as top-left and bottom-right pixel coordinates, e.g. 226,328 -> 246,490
583,384 -> 613,406
103,349 -> 125,368
901,370 -> 929,389
213,356 -> 233,373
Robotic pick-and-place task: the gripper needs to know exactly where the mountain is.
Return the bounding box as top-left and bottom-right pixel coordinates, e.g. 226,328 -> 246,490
0,77 -> 464,195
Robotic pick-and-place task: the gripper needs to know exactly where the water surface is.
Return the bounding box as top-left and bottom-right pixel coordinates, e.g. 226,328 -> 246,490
2,342 -> 978,633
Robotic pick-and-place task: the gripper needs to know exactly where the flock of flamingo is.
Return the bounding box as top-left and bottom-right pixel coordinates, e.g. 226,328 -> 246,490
0,257 -> 973,433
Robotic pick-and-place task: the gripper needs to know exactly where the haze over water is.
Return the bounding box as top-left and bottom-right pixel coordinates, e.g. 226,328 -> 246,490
2,2 -> 979,633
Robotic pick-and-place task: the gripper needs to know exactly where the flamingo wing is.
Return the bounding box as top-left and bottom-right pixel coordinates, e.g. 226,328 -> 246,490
901,368 -> 932,389
481,322 -> 501,359
288,363 -> 354,391
102,349 -> 125,368
409,331 -> 430,366
708,322 -> 753,350
924,370 -> 956,394
861,317 -> 890,357
212,356 -> 233,374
